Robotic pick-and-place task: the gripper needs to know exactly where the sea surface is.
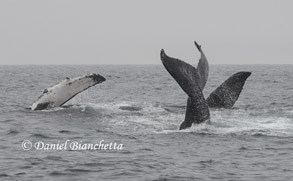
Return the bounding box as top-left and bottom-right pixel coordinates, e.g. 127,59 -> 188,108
0,65 -> 293,181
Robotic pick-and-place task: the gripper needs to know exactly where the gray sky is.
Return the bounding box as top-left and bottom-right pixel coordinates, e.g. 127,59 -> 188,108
0,0 -> 292,65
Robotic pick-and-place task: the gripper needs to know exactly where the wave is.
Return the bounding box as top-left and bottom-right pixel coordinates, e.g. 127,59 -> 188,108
30,133 -> 54,139
34,101 -> 293,138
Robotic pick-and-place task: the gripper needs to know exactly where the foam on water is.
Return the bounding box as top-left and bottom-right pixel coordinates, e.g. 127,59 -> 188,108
50,101 -> 293,137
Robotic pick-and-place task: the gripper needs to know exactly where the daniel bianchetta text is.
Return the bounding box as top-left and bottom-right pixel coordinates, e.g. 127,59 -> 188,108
22,140 -> 123,151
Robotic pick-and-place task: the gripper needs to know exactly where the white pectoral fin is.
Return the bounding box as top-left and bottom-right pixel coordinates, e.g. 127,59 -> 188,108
30,73 -> 106,110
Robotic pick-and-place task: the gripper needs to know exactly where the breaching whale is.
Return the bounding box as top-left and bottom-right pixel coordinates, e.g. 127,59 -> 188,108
206,71 -> 251,108
160,49 -> 210,130
31,73 -> 106,110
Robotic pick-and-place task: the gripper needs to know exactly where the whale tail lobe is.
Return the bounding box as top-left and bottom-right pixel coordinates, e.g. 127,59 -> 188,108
206,71 -> 251,108
194,41 -> 209,90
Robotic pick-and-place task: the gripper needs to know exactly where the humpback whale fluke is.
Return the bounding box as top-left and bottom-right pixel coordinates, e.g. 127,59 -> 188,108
194,41 -> 209,90
31,73 -> 106,110
206,71 -> 251,108
160,49 -> 210,130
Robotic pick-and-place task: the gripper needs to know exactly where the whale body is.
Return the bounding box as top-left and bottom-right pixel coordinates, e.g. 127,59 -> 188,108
31,73 -> 106,110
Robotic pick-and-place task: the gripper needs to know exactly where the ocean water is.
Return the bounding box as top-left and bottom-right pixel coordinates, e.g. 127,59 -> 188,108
0,64 -> 293,181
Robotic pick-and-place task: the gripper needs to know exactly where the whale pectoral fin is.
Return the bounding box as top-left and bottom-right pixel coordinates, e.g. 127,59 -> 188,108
194,41 -> 209,91
31,73 -> 106,111
207,71 -> 251,108
160,49 -> 210,130
160,49 -> 200,98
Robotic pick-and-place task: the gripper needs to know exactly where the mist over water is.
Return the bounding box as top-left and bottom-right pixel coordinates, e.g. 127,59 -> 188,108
0,65 -> 293,180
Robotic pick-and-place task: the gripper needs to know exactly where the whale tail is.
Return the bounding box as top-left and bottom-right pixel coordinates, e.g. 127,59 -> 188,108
160,49 -> 210,130
206,71 -> 251,108
194,41 -> 209,90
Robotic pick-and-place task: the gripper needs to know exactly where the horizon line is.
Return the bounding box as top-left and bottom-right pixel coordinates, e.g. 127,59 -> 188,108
0,63 -> 292,66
